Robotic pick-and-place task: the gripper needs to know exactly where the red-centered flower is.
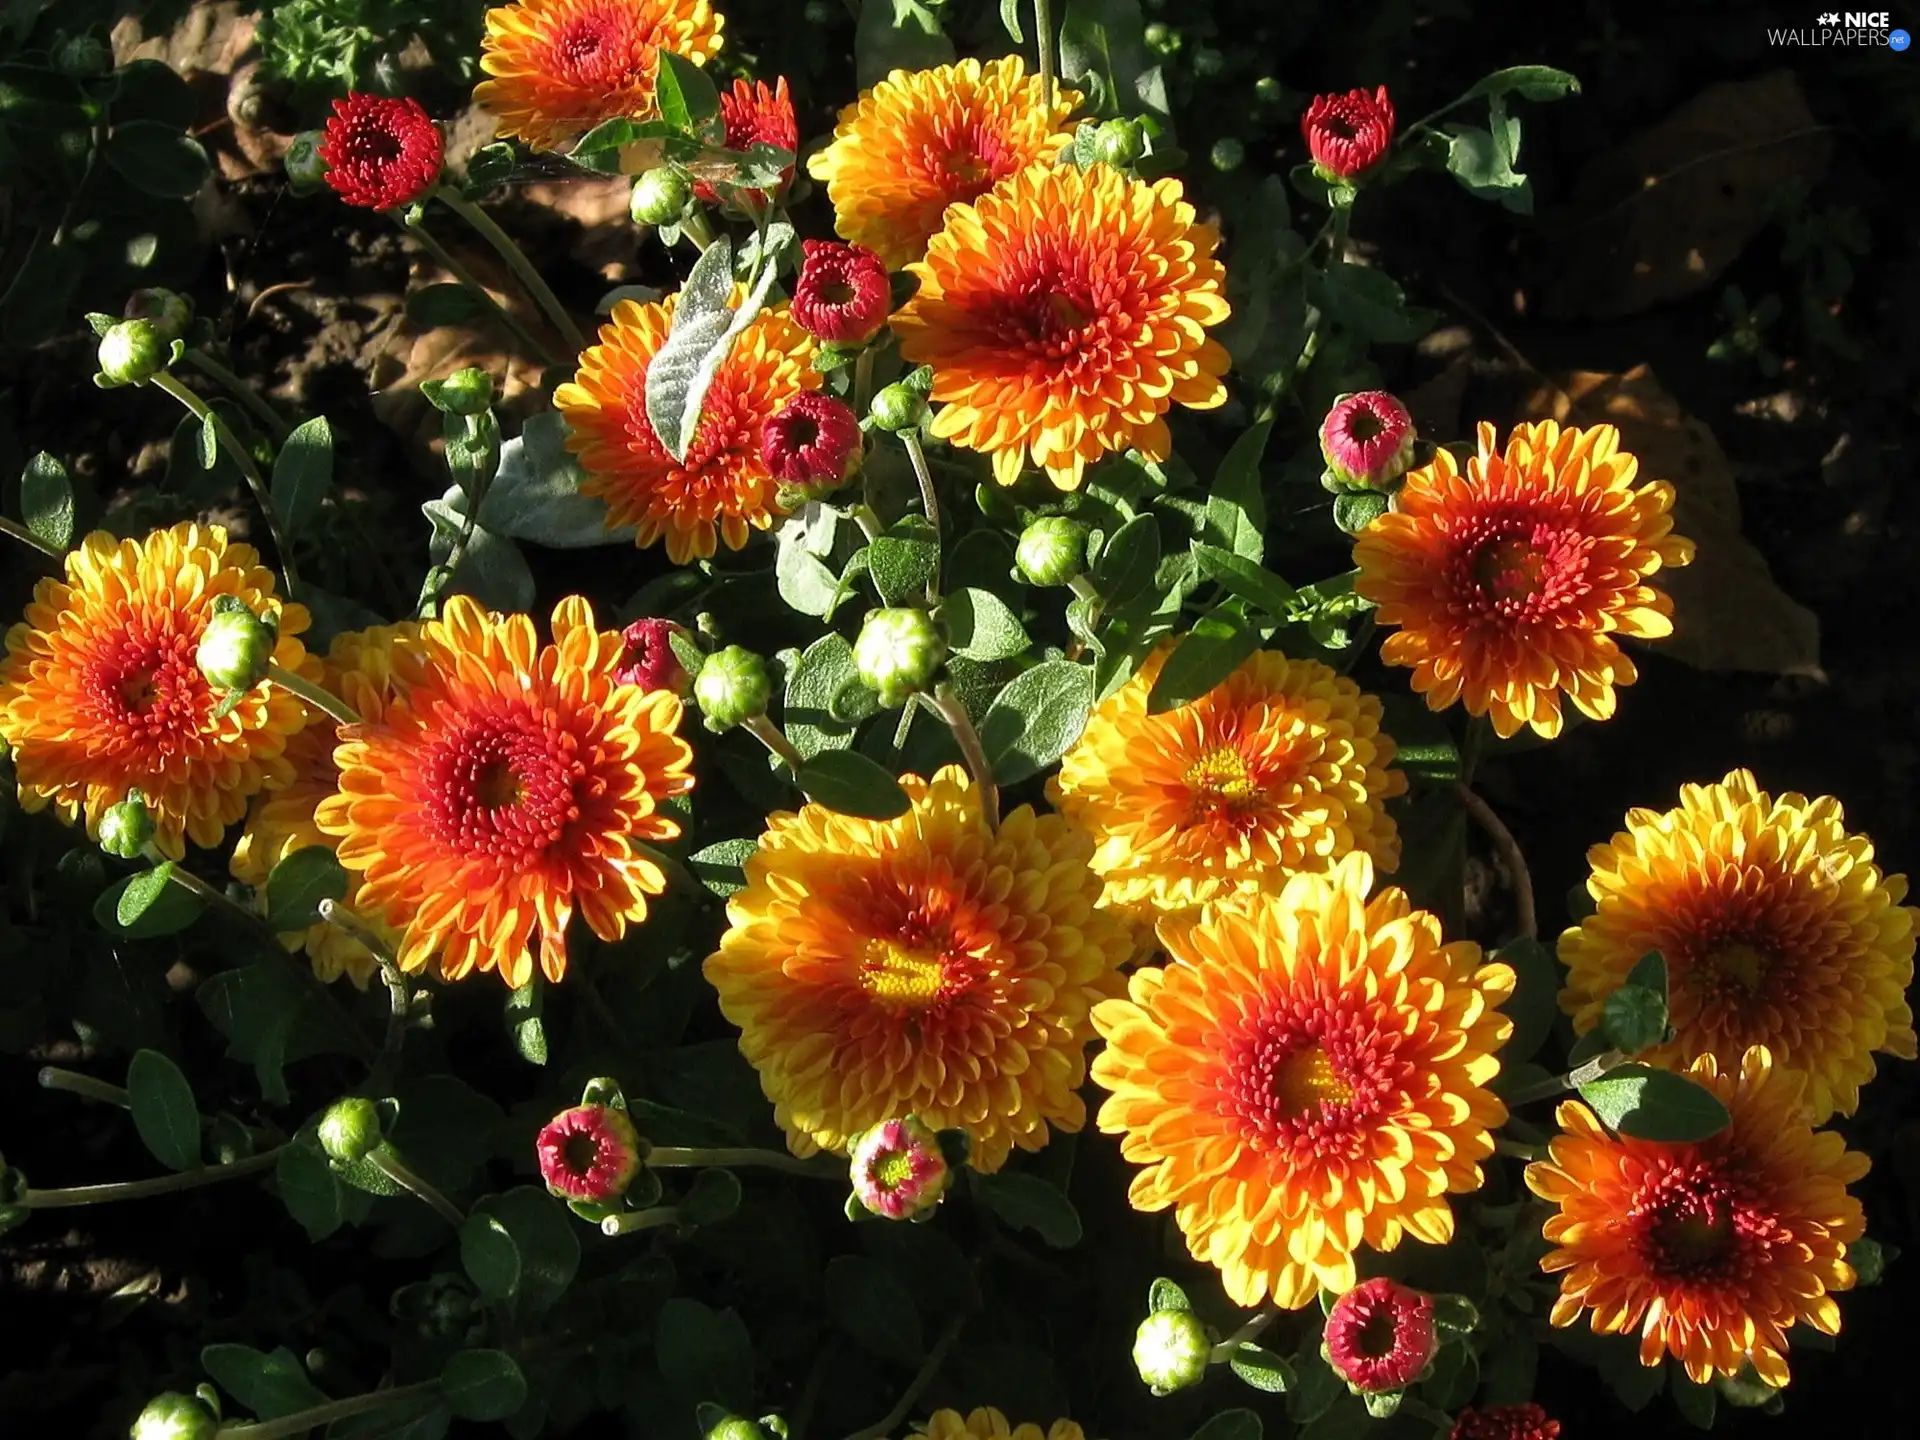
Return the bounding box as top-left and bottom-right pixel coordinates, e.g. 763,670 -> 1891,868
614,618 -> 689,694
319,94 -> 444,210
1324,1278 -> 1438,1393
762,391 -> 862,487
692,76 -> 796,206
536,1103 -> 643,1201
791,240 -> 892,345
1322,391 -> 1415,489
1301,86 -> 1395,181
1449,1404 -> 1561,1440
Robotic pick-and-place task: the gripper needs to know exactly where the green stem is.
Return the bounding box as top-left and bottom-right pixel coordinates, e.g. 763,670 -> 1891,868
400,216 -> 559,367
436,188 -> 588,353
680,209 -> 716,253
1327,197 -> 1351,263
601,1205 -> 683,1237
215,1381 -> 445,1440
151,371 -> 300,599
0,515 -> 63,561
899,430 -> 941,592
848,503 -> 885,543
843,1317 -> 965,1440
37,1067 -> 131,1108
1505,1048 -> 1626,1107
645,1146 -> 839,1177
1453,782 -> 1536,941
370,1148 -> 466,1228
1208,1307 -> 1277,1363
744,714 -> 806,774
184,351 -> 292,442
266,663 -> 362,727
852,348 -> 876,416
316,899 -> 410,1086
161,859 -> 276,933
930,684 -> 999,832
1034,0 -> 1056,112
23,1147 -> 283,1208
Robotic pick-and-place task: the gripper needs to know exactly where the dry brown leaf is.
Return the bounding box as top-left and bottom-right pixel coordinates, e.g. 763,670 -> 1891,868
112,3 -> 254,76
1543,72 -> 1832,319
1525,365 -> 1823,679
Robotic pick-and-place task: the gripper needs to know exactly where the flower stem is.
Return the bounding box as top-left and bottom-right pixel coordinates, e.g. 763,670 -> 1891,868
215,1381 -> 444,1440
317,899 -> 410,1085
399,215 -> 559,367
744,714 -> 807,774
23,1146 -> 283,1208
161,860 -> 276,933
645,1146 -> 840,1177
266,663 -> 362,726
930,683 -> 999,832
0,515 -> 63,561
1208,1308 -> 1277,1363
38,1067 -> 131,1109
899,429 -> 941,592
1453,782 -> 1537,941
436,188 -> 588,353
843,1316 -> 965,1440
680,209 -> 716,253
852,347 -> 876,416
601,1204 -> 683,1237
1327,196 -> 1352,263
183,350 -> 292,442
1504,1048 -> 1627,1107
848,502 -> 885,542
1034,0 -> 1056,112
151,371 -> 300,598
370,1147 -> 465,1227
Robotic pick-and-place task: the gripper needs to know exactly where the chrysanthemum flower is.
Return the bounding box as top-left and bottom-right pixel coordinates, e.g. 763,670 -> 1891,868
1321,391 -> 1415,490
554,292 -> 819,563
1353,420 -> 1695,740
318,94 -> 443,210
1324,1277 -> 1438,1393
1559,770 -> 1914,1124
806,57 -> 1079,268
892,162 -> 1231,491
703,766 -> 1132,1171
474,0 -> 724,153
762,391 -> 861,486
614,617 -> 689,694
1301,86 -> 1396,180
1091,853 -> 1513,1308
536,1102 -> 644,1201
918,1409 -> 1088,1440
1049,645 -> 1405,920
231,624 -> 422,987
0,524 -> 311,859
1449,1405 -> 1561,1440
315,595 -> 695,987
692,76 -> 795,206
790,239 -> 891,345
1526,1047 -> 1867,1387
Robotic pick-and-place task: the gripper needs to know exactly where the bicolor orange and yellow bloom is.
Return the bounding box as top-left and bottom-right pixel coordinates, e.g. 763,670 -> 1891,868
1091,854 -> 1513,1308
1049,644 -> 1404,920
893,161 -> 1231,491
806,57 -> 1079,268
1526,1047 -> 1867,1387
0,524 -> 311,859
474,0 -> 724,153
555,293 -> 818,563
917,1412 -> 1089,1440
1558,770 -> 1915,1124
1353,420 -> 1694,739
315,595 -> 694,987
703,767 -> 1133,1172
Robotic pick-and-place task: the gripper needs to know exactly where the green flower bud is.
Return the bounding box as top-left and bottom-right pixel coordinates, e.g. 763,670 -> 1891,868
1210,138 -> 1245,172
854,608 -> 945,707
631,167 -> 693,226
1144,22 -> 1181,55
693,645 -> 772,732
1132,1309 -> 1211,1395
706,1420 -> 775,1440
195,607 -> 277,692
97,319 -> 168,388
125,288 -> 194,345
284,131 -> 329,194
55,34 -> 111,77
317,1096 -> 384,1164
1015,517 -> 1091,587
132,1393 -> 219,1440
1254,76 -> 1284,105
100,793 -> 157,861
1193,47 -> 1227,77
433,366 -> 495,417
1847,1236 -> 1893,1287
1091,117 -> 1148,168
868,383 -> 928,434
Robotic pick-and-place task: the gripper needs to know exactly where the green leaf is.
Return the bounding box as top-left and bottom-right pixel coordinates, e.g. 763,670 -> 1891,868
976,1171 -> 1082,1248
1147,614 -> 1258,714
1378,692 -> 1461,784
1578,1063 -> 1731,1142
654,51 -> 722,139
470,412 -> 633,547
506,978 -> 546,1065
1464,65 -> 1582,102
461,1214 -> 522,1301
1059,0 -> 1171,119
978,659 -> 1096,785
201,1345 -> 329,1421
854,0 -> 954,89
1314,263 -> 1433,344
1190,1409 -> 1262,1440
196,962 -> 363,1106
198,413 -> 219,470
1670,1367 -> 1717,1430
1092,513 -> 1160,609
20,451 -> 73,549
1205,420 -> 1271,562
944,587 -> 1030,661
1494,937 -> 1560,1065
127,1049 -> 201,1171
471,1188 -> 580,1316
275,1139 -> 344,1241
1192,544 -> 1296,618
264,846 -> 348,933
999,0 -> 1026,43
1602,951 -> 1670,1056
1228,1344 -> 1294,1394
785,633 -> 861,757
678,1167 -> 742,1226
268,416 -> 333,539
645,234 -> 737,460
463,141 -> 517,195
826,1254 -> 926,1368
96,864 -> 204,938
1446,98 -> 1533,215
405,282 -> 493,328
103,119 -> 209,197
442,1350 -> 528,1423
776,519 -> 843,617
797,750 -> 912,819
421,496 -> 535,612
1148,1278 -> 1191,1313
869,521 -> 940,604
654,1297 -> 755,1411
687,838 -> 757,897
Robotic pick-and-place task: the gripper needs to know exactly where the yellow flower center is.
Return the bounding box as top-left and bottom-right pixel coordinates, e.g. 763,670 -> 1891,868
1704,942 -> 1769,994
1275,1045 -> 1354,1114
859,938 -> 947,1006
873,1150 -> 915,1189
1185,746 -> 1260,802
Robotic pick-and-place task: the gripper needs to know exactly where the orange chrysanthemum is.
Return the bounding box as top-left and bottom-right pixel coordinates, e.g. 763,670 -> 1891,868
918,1409 -> 1090,1440
893,162 -> 1231,491
703,767 -> 1133,1171
1526,1047 -> 1867,1388
231,625 -> 423,987
474,0 -> 724,153
0,524 -> 311,859
1559,770 -> 1915,1124
806,56 -> 1079,269
1048,644 -> 1405,920
1091,854 -> 1513,1308
1353,420 -> 1694,739
315,596 -> 694,987
554,293 -> 818,563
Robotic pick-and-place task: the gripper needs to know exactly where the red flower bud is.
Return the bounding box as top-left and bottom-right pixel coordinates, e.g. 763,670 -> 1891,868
1320,390 -> 1415,489
319,94 -> 444,211
791,240 -> 891,345
1324,1277 -> 1437,1393
761,391 -> 862,487
1301,86 -> 1395,181
535,1103 -> 643,1203
1449,1404 -> 1562,1440
693,77 -> 797,208
615,618 -> 690,695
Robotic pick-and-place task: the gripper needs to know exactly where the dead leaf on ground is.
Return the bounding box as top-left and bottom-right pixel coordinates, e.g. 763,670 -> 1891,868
112,2 -> 254,76
1525,365 -> 1823,680
1543,72 -> 1832,319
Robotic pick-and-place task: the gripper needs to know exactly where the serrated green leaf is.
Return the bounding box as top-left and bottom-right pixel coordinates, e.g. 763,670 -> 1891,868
1578,1063 -> 1730,1142
1092,513 -> 1160,609
944,587 -> 1029,660
441,1350 -> 527,1423
1147,614 -> 1258,714
20,451 -> 73,549
826,1254 -> 926,1367
264,845 -> 348,932
1205,419 -> 1271,561
976,1171 -> 1082,1248
96,864 -> 204,938
797,750 -> 912,819
978,659 -> 1096,785
127,1049 -> 201,1171
1191,543 -> 1295,617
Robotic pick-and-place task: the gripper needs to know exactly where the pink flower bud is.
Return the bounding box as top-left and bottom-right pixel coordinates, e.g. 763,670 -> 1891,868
1320,391 -> 1415,490
1301,86 -> 1396,182
849,1116 -> 951,1220
536,1103 -> 643,1202
615,618 -> 690,695
1324,1277 -> 1437,1394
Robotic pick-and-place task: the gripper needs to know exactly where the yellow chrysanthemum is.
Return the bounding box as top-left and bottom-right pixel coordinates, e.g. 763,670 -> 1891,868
1091,853 -> 1513,1308
892,161 -> 1231,491
231,625 -> 423,987
703,766 -> 1133,1171
0,523 -> 311,859
1559,769 -> 1915,1124
1353,420 -> 1695,739
1526,1047 -> 1867,1388
474,0 -> 724,153
806,57 -> 1079,269
1048,644 -> 1405,920
554,294 -> 818,564
315,596 -> 694,987
916,1409 -> 1089,1440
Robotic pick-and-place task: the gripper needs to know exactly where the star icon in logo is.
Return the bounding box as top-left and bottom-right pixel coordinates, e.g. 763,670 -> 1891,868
1818,10 -> 1839,22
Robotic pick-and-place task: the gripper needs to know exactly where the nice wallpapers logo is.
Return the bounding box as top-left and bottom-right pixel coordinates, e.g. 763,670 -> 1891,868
1770,10 -> 1913,45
